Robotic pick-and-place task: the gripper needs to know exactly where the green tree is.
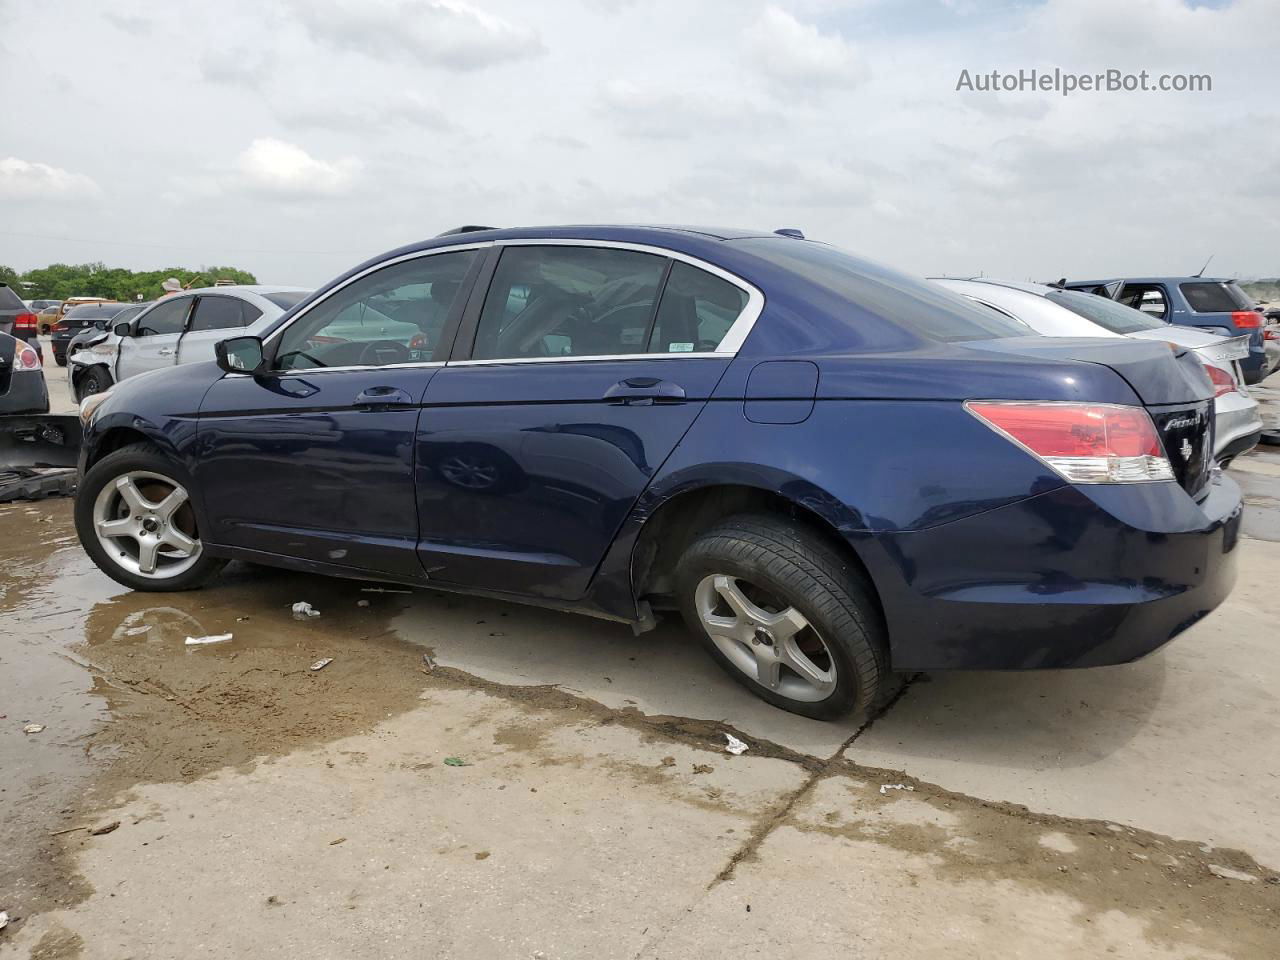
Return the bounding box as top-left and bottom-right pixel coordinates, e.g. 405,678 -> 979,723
13,262 -> 258,301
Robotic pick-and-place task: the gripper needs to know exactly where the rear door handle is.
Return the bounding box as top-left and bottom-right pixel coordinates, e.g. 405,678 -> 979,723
158,348 -> 174,356
603,377 -> 686,406
354,386 -> 415,408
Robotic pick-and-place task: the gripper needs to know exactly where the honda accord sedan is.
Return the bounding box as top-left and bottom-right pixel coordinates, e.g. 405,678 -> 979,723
72,226 -> 1242,720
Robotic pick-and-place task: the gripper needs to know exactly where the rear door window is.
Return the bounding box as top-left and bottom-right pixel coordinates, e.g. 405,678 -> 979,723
471,246 -> 667,360
1180,281 -> 1252,313
190,296 -> 248,331
648,262 -> 749,353
1116,284 -> 1169,320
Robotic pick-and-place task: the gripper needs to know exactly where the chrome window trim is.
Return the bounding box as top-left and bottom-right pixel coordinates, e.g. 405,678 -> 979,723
481,237 -> 764,360
261,241 -> 493,356
223,360 -> 446,379
256,236 -> 764,374
448,353 -> 726,367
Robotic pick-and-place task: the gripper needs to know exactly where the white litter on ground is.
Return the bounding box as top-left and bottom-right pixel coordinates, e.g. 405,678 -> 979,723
879,783 -> 915,794
291,602 -> 320,619
184,634 -> 232,646
310,658 -> 334,672
22,724 -> 44,734
724,733 -> 749,755
0,910 -> 9,930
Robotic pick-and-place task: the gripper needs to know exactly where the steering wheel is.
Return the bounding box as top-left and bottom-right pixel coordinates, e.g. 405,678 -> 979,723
357,340 -> 411,366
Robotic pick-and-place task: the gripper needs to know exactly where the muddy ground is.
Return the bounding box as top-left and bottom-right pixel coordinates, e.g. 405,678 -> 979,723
1,377 -> 1278,958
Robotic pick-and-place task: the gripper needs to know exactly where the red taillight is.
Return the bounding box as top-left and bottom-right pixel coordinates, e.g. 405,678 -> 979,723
51,321 -> 67,332
1231,310 -> 1261,329
1265,327 -> 1279,341
966,401 -> 1174,484
15,344 -> 41,370
1203,363 -> 1237,398
13,312 -> 38,333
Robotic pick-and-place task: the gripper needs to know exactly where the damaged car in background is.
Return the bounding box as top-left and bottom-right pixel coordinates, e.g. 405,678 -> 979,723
68,285 -> 311,402
71,226 -> 1242,721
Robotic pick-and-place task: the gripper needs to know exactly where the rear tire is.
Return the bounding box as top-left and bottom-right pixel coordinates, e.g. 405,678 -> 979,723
675,514 -> 893,721
75,442 -> 226,592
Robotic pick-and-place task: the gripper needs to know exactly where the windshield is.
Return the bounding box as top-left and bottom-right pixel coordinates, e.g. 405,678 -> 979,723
733,238 -> 1030,342
264,291 -> 311,310
1044,290 -> 1166,334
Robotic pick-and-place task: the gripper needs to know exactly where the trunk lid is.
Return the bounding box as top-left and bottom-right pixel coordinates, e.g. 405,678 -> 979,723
965,336 -> 1215,496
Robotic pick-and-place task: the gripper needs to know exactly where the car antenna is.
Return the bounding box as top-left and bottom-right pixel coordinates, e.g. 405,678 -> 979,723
1193,254 -> 1214,278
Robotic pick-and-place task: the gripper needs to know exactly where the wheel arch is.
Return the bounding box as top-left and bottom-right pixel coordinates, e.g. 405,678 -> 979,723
626,474 -> 884,626
84,417 -> 180,472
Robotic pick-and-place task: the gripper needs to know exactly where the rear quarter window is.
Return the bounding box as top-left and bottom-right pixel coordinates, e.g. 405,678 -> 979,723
1180,282 -> 1252,313
734,238 -> 1030,342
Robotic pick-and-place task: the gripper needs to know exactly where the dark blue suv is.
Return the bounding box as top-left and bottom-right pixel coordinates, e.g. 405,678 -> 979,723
73,227 -> 1241,719
1063,276 -> 1271,384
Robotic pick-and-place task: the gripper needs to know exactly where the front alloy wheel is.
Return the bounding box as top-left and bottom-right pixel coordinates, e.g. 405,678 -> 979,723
93,471 -> 203,579
75,443 -> 227,592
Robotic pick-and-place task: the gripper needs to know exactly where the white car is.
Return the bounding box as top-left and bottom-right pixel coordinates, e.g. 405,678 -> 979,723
68,285 -> 310,401
933,278 -> 1263,465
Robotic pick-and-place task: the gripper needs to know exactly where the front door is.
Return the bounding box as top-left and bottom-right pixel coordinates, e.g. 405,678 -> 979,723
416,243 -> 754,600
194,247 -> 481,577
116,296 -> 193,381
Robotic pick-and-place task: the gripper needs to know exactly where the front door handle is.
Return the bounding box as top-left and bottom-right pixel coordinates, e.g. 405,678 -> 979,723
603,377 -> 686,406
354,386 -> 414,408
158,348 -> 174,356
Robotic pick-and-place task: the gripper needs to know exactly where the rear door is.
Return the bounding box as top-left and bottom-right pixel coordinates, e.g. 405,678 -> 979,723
415,241 -> 758,600
178,294 -> 261,366
116,296 -> 193,380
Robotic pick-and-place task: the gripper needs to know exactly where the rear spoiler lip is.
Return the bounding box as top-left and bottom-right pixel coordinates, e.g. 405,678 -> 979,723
1194,335 -> 1251,364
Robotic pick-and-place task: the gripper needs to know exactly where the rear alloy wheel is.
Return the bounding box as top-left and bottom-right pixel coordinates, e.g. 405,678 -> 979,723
75,444 -> 226,591
676,515 -> 893,720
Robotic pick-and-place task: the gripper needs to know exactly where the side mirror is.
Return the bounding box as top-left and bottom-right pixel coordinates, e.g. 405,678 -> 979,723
113,322 -> 132,337
215,335 -> 265,374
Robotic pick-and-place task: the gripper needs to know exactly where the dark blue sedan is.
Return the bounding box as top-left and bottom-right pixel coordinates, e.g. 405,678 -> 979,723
72,226 -> 1242,719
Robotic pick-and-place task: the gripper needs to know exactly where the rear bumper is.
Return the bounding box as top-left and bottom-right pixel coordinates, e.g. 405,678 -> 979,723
1213,394 -> 1263,457
0,372 -> 50,415
862,474 -> 1242,670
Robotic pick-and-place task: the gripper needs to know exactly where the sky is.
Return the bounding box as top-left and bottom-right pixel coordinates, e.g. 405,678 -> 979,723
1,0 -> 1276,287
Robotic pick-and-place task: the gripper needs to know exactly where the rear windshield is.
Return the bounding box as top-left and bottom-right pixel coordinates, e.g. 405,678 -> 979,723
1045,290 -> 1166,334
733,238 -> 1029,342
65,303 -> 126,320
264,291 -> 310,310
0,284 -> 25,310
1180,281 -> 1252,313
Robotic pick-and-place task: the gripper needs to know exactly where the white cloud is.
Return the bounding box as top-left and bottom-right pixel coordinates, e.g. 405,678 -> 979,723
200,46 -> 273,87
289,0 -> 542,70
235,139 -> 361,197
600,80 -> 789,139
744,6 -> 867,88
276,93 -> 455,133
0,157 -> 99,198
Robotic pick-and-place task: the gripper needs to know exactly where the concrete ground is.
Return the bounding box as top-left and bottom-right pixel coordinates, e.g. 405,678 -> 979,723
0,363 -> 1277,958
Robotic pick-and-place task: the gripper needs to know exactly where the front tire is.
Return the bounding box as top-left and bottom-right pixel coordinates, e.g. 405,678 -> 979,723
75,366 -> 112,402
75,443 -> 226,592
675,515 -> 893,721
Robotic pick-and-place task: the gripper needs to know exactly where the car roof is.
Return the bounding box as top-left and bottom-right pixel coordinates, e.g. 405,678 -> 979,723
1066,276 -> 1238,285
930,277 -> 1059,298
172,284 -> 311,296
431,224 -> 775,243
